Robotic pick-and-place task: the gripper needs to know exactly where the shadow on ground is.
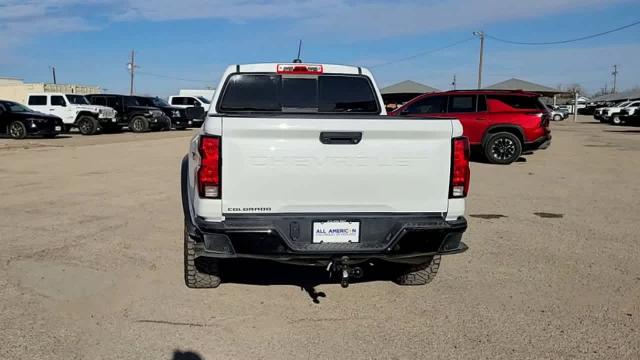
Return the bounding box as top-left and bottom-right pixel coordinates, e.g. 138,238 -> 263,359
470,153 -> 527,164
218,259 -> 397,303
604,129 -> 640,134
0,134 -> 72,140
173,350 -> 204,360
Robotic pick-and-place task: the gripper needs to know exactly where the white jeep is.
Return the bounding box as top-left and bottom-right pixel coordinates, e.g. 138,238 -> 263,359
26,93 -> 117,135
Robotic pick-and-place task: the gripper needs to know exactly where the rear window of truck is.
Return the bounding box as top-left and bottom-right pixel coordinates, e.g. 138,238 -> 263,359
218,74 -> 380,114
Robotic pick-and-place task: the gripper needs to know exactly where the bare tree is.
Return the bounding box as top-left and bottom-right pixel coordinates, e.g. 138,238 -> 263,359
564,83 -> 586,95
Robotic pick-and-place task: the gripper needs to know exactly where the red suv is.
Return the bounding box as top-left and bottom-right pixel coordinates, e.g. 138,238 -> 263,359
390,90 -> 551,164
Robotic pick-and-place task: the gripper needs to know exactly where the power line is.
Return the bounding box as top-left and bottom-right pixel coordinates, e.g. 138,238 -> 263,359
369,37 -> 476,68
137,71 -> 211,83
486,19 -> 640,45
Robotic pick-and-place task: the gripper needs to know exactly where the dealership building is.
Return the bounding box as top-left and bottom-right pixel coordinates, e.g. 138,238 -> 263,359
0,77 -> 101,104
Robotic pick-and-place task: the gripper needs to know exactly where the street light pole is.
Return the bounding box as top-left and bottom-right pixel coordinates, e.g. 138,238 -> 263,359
473,31 -> 485,89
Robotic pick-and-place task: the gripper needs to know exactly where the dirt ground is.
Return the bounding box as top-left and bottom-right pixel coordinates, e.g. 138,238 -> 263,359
1,117 -> 638,359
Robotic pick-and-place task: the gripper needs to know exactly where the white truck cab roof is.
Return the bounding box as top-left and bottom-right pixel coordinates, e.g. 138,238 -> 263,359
210,63 -> 386,116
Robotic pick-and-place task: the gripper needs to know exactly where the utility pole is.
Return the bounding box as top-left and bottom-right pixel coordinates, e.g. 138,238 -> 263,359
50,66 -> 57,84
473,31 -> 485,89
452,74 -> 457,90
127,50 -> 137,95
573,90 -> 579,123
611,65 -> 618,93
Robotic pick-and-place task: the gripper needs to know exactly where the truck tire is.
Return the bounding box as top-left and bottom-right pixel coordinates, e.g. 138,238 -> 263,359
611,115 -> 623,125
76,116 -> 99,135
184,224 -> 221,288
394,255 -> 441,286
8,121 -> 27,139
129,116 -> 150,133
484,132 -> 522,165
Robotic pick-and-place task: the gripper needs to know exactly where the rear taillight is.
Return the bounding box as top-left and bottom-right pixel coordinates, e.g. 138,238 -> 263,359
450,137 -> 470,198
528,112 -> 549,127
197,136 -> 221,198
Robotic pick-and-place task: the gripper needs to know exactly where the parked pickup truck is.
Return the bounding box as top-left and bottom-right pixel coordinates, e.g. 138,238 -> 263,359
181,63 -> 470,288
168,95 -> 208,127
27,93 -> 117,135
594,100 -> 640,124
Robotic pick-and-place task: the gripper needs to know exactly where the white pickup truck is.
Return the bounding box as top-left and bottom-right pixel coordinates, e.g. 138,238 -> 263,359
181,63 -> 470,288
594,100 -> 640,125
26,93 -> 117,135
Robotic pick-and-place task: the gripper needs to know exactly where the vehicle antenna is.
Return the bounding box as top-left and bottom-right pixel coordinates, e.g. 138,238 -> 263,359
293,40 -> 303,63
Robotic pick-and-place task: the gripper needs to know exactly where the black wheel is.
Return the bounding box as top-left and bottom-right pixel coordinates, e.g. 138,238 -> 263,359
8,121 -> 27,139
184,223 -> 221,288
484,132 -> 522,165
76,116 -> 99,135
611,116 -> 624,126
129,116 -> 150,133
552,114 -> 563,121
394,256 -> 441,286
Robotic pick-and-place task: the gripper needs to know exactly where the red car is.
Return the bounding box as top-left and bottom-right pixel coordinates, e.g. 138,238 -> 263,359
390,90 -> 551,164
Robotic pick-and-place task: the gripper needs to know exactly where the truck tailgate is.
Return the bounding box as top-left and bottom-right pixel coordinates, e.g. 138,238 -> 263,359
221,116 -> 453,214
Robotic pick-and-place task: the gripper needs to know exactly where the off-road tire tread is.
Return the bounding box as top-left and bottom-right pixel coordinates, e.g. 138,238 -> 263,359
77,116 -> 99,135
395,255 -> 441,286
130,116 -> 150,133
184,226 -> 221,288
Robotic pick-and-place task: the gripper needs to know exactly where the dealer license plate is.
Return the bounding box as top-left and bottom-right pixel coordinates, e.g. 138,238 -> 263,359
312,221 -> 360,244
54,126 -> 62,131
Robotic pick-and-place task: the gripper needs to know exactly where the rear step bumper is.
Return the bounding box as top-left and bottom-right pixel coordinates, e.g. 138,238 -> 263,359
189,213 -> 468,265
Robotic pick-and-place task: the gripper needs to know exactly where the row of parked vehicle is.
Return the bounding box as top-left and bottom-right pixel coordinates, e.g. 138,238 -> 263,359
0,93 -> 210,139
592,99 -> 640,126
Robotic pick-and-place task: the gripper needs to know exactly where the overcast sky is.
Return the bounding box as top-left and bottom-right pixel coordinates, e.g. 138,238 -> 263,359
1,0 -> 638,96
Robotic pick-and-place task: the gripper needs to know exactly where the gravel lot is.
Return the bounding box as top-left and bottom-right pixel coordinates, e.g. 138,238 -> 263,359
1,117 -> 638,359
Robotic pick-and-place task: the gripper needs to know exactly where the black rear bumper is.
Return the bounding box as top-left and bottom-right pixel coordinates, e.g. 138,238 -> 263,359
524,134 -> 551,151
189,214 -> 467,265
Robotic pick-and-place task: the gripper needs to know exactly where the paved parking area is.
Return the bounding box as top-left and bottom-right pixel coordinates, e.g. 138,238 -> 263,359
1,117 -> 639,359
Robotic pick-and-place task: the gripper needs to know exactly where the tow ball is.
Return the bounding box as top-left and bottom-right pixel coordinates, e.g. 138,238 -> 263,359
327,256 -> 364,288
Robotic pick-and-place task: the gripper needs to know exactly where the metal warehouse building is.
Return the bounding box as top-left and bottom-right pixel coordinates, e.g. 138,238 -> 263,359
0,77 -> 101,104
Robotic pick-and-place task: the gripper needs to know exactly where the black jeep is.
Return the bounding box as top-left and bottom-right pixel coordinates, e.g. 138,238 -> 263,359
86,94 -> 170,132
134,96 -> 191,130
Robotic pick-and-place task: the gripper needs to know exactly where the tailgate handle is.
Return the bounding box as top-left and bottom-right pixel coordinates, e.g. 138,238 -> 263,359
320,132 -> 362,145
